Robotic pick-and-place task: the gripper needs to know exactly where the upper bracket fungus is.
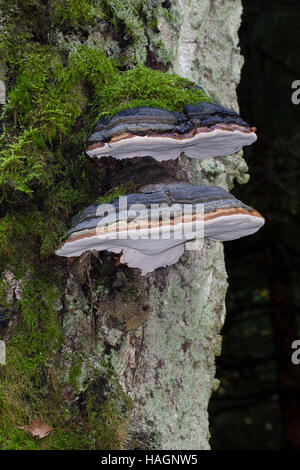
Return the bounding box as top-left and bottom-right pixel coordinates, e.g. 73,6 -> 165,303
56,182 -> 264,275
86,103 -> 256,161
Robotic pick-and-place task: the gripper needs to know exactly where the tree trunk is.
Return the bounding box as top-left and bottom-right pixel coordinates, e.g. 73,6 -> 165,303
102,0 -> 248,450
0,0 -> 248,451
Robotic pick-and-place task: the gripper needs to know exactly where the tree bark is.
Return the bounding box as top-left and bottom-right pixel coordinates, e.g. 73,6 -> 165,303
101,0 -> 247,450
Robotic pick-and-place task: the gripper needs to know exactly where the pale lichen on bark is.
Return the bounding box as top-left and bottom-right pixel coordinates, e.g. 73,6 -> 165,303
116,242 -> 226,449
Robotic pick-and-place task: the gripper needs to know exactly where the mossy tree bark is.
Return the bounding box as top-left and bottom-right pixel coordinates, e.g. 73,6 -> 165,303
0,0 -> 248,450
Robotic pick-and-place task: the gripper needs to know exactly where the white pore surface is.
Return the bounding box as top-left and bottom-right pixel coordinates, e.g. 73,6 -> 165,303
204,214 -> 265,241
119,244 -> 184,275
86,129 -> 257,161
56,236 -> 188,275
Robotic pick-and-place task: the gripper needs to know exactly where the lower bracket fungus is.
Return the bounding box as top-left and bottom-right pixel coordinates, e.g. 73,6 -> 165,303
86,104 -> 257,161
56,183 -> 264,275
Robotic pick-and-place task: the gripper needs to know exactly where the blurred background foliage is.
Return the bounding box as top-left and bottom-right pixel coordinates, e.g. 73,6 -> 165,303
210,0 -> 300,450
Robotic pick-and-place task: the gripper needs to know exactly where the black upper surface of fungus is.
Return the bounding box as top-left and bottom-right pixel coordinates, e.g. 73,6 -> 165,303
88,103 -> 252,143
184,102 -> 250,128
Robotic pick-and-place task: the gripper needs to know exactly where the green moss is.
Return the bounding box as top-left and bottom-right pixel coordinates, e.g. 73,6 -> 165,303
0,44 -> 109,197
0,270 -> 64,449
40,428 -> 94,450
68,356 -> 83,392
0,37 -> 210,198
0,0 -> 99,60
86,375 -> 133,450
95,64 -> 212,118
0,429 -> 41,450
0,210 -> 67,269
67,45 -> 119,89
95,182 -> 138,204
51,0 -> 99,29
5,275 -> 62,380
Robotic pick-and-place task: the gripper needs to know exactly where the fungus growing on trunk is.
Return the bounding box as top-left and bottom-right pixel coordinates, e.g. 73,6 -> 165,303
56,183 -> 264,275
86,103 -> 256,161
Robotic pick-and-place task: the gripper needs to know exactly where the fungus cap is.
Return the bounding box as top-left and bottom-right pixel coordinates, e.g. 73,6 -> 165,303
56,183 -> 264,275
86,104 -> 257,161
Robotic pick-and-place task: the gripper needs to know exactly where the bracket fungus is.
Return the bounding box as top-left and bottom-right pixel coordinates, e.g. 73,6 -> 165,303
56,182 -> 264,275
86,103 -> 256,161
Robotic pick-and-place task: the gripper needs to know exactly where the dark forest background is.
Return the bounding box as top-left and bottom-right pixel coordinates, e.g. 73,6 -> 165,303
210,0 -> 300,450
